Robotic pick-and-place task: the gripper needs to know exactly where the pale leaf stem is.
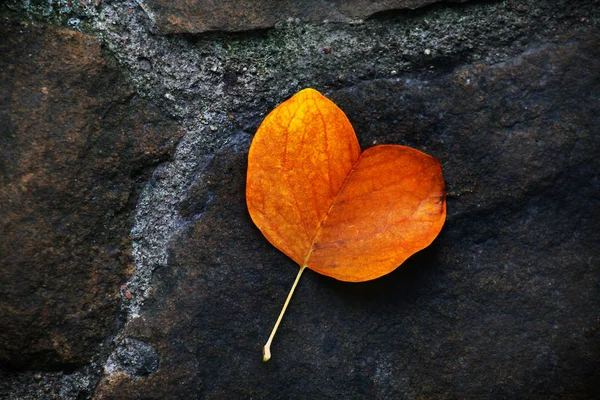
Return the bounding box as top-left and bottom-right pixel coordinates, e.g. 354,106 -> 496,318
262,265 -> 306,362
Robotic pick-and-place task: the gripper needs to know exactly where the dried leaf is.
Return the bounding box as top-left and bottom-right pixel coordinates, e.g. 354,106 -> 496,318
246,88 -> 446,360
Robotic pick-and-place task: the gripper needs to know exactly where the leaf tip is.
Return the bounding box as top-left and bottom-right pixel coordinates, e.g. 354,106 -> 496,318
296,87 -> 326,101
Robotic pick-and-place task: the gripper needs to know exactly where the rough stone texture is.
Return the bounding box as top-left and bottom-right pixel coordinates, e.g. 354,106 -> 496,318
0,0 -> 599,399
142,0 -> 469,34
0,22 -> 183,370
94,32 -> 599,399
105,338 -> 160,378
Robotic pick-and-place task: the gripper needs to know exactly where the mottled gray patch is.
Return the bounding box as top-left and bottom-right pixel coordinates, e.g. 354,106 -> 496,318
105,338 -> 160,378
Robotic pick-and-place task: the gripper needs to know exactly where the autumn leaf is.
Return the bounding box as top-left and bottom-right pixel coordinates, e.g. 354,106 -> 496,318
246,88 -> 446,361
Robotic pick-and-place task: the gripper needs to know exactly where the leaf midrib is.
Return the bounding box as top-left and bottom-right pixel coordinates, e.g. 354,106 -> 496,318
301,147 -> 363,268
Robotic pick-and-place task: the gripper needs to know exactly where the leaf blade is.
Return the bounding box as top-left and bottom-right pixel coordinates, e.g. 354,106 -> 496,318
247,89 -> 446,282
247,88 -> 361,265
307,145 -> 446,281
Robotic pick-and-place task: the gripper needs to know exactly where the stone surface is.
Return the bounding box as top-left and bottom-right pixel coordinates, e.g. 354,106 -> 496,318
143,0 -> 468,34
1,0 -> 599,399
0,22 -> 183,370
94,31 -> 599,399
105,338 -> 160,378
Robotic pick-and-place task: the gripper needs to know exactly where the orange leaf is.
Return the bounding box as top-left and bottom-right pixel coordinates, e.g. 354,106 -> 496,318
247,88 -> 446,360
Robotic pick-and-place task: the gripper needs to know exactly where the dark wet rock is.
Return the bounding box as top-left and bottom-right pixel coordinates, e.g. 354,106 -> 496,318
94,31 -> 599,399
143,0 -> 469,34
0,22 -> 183,370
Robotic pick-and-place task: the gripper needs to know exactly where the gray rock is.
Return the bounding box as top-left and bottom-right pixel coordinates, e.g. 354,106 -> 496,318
105,338 -> 160,378
94,32 -> 600,399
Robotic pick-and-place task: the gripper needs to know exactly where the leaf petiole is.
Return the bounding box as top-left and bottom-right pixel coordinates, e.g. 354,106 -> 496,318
262,265 -> 306,362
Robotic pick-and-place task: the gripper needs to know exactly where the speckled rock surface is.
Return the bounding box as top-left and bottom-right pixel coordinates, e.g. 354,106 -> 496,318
0,22 -> 182,370
0,0 -> 599,399
142,0 -> 469,34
